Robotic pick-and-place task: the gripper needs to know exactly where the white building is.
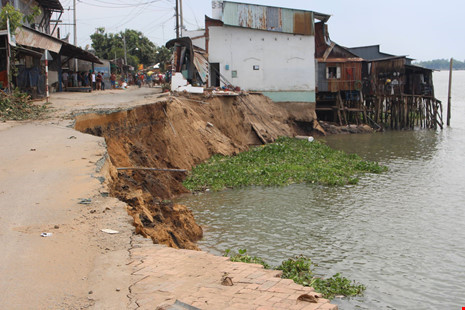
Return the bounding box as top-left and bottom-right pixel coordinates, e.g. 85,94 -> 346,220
191,1 -> 330,103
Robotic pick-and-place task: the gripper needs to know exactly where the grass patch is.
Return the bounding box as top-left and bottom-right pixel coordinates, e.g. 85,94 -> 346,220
224,250 -> 365,299
184,137 -> 387,191
0,89 -> 48,121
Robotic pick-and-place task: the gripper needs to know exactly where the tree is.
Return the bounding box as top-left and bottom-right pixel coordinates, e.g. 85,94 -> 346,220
414,59 -> 465,70
0,4 -> 42,33
0,4 -> 23,33
90,28 -> 162,68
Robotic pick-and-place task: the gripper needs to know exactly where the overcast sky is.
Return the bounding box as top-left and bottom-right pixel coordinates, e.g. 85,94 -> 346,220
58,0 -> 464,61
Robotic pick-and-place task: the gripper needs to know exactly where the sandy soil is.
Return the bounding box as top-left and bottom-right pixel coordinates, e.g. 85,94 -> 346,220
73,92 -> 319,250
0,87 -> 165,309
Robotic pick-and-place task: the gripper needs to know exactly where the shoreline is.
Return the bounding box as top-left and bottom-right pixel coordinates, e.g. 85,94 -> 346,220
1,88 -> 340,309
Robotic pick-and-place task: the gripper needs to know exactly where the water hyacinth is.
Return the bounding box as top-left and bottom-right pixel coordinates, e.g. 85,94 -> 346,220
184,137 -> 387,191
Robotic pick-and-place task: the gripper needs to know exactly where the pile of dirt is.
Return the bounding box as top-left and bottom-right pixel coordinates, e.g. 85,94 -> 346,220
74,93 -> 320,249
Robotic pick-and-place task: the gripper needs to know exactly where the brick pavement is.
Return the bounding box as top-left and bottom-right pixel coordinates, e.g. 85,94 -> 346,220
128,240 -> 338,310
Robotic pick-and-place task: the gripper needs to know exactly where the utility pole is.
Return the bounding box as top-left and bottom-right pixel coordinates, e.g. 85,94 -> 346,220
123,35 -> 127,65
175,0 -> 179,38
73,0 -> 78,71
44,50 -> 50,103
179,0 -> 184,37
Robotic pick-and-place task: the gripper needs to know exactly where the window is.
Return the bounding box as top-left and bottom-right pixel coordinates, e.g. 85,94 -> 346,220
326,66 -> 341,79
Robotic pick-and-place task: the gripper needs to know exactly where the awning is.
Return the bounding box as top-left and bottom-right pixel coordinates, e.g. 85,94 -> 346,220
15,27 -> 62,53
14,26 -> 103,64
60,41 -> 103,64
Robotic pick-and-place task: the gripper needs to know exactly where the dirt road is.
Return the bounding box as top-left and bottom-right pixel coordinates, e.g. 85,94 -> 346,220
0,87 -> 163,309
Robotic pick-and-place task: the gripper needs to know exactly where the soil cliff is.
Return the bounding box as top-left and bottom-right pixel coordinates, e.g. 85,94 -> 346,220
74,93 -> 320,249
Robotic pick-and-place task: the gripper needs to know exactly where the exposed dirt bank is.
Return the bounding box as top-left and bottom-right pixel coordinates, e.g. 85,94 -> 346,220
75,93 -> 321,249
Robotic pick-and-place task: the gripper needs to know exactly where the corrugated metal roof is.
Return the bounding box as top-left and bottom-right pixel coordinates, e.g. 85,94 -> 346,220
15,26 -> 102,63
221,1 -> 328,35
16,27 -> 62,53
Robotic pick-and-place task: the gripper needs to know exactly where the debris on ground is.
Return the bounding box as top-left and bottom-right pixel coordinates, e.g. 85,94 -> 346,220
297,293 -> 319,303
100,229 -> 119,234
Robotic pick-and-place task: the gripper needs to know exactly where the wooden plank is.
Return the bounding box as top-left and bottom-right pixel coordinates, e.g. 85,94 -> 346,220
65,87 -> 92,92
117,167 -> 187,172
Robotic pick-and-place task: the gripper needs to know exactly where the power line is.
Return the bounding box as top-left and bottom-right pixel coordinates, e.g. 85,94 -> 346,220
77,0 -> 163,9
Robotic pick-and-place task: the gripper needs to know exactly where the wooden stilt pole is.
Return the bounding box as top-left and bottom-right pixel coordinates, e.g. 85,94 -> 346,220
447,58 -> 453,126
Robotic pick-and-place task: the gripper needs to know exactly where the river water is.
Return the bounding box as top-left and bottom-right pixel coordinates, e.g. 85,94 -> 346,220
176,71 -> 465,309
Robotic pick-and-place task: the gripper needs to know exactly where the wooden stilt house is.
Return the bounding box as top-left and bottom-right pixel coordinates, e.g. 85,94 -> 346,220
314,22 -> 365,125
349,45 -> 442,129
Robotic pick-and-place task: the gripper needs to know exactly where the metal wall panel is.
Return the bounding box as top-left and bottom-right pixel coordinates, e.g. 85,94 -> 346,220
222,2 -> 314,35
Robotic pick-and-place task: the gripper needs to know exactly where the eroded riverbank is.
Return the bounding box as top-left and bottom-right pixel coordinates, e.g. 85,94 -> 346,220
74,93 -> 322,249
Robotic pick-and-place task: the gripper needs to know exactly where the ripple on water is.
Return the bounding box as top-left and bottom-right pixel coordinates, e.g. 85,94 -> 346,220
176,72 -> 465,309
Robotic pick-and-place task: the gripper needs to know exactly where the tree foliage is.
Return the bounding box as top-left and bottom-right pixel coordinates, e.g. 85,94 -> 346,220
0,4 -> 24,33
414,59 -> 465,70
0,4 -> 42,33
90,28 -> 171,69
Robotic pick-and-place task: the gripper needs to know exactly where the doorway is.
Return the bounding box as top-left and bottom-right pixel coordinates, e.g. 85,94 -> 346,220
210,63 -> 220,87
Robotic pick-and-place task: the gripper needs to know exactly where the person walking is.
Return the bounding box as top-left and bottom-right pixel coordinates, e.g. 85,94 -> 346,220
138,73 -> 144,88
96,72 -> 102,90
110,73 -> 116,89
91,71 -> 96,90
101,72 -> 105,90
84,72 -> 89,87
71,71 -> 78,87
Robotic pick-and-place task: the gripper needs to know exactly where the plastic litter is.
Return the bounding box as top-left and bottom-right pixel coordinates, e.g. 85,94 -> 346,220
101,229 -> 119,234
40,232 -> 53,237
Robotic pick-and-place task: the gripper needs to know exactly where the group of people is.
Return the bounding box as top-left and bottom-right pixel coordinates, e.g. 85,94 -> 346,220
62,70 -> 109,91
132,72 -> 167,88
62,70 -> 171,91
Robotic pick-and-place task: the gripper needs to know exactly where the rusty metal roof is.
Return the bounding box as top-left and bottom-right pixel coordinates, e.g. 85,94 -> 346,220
221,1 -> 330,36
16,26 -> 102,63
16,27 -> 62,53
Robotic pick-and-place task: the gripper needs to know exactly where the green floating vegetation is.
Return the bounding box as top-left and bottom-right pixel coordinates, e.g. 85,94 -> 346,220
224,249 -> 271,269
0,89 -> 48,121
224,250 -> 365,300
184,137 -> 387,191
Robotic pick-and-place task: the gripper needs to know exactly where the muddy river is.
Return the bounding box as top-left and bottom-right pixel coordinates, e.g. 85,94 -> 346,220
176,71 -> 465,309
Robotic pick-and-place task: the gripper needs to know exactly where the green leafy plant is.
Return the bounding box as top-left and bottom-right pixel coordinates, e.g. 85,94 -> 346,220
275,255 -> 317,287
0,4 -> 23,33
224,249 -> 271,269
313,273 -> 366,300
184,137 -> 387,191
223,249 -> 365,299
0,88 -> 48,120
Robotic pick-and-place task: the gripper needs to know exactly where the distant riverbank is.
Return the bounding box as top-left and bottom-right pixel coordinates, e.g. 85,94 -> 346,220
414,58 -> 465,70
